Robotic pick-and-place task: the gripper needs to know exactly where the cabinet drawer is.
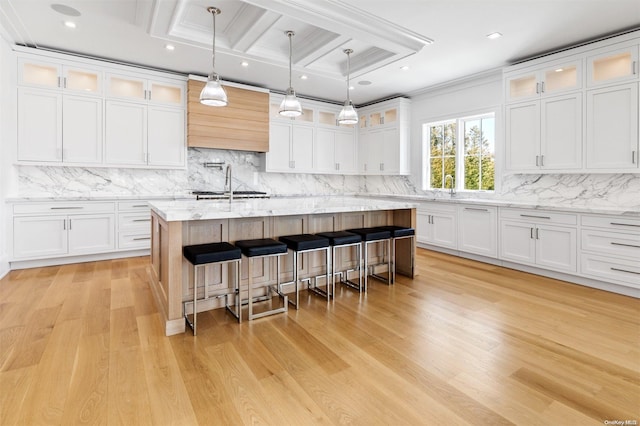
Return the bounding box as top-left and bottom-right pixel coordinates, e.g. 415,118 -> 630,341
500,208 -> 577,225
580,254 -> 640,288
118,232 -> 151,250
581,214 -> 640,231
581,229 -> 640,258
118,213 -> 151,230
419,201 -> 457,214
118,200 -> 151,211
14,202 -> 115,215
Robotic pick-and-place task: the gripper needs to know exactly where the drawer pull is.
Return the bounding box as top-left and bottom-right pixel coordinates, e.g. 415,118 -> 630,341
610,242 -> 640,249
610,222 -> 640,228
132,219 -> 151,222
133,237 -> 151,241
50,206 -> 83,210
133,204 -> 148,208
610,267 -> 640,275
520,214 -> 551,219
464,207 -> 489,212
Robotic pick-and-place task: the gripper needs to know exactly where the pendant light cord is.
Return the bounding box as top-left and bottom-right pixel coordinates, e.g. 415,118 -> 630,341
287,31 -> 293,88
211,9 -> 216,70
346,50 -> 351,101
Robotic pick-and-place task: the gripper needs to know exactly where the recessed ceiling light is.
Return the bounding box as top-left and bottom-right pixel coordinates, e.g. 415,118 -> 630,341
300,75 -> 308,80
64,21 -> 76,29
241,61 -> 249,67
51,4 -> 81,16
400,65 -> 410,71
358,80 -> 372,86
486,32 -> 502,40
165,44 -> 175,51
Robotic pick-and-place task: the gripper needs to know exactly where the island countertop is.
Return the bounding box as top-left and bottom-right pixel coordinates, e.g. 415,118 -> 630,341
148,196 -> 420,222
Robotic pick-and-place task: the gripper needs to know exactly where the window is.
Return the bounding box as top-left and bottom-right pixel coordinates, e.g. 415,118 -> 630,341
423,113 -> 495,191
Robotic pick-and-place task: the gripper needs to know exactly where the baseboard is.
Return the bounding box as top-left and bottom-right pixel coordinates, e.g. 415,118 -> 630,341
0,255 -> 9,280
417,243 -> 639,299
9,249 -> 150,270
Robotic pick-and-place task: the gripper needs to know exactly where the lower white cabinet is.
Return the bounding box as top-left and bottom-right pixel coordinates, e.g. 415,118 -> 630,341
457,205 -> 497,257
417,202 -> 457,249
13,212 -> 115,259
579,214 -> 640,288
499,209 -> 577,273
117,201 -> 152,250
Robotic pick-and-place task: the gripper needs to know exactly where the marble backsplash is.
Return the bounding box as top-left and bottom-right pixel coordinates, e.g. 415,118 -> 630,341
12,148 -> 640,209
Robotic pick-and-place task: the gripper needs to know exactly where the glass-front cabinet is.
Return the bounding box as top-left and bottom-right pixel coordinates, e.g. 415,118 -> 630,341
359,107 -> 399,129
506,58 -> 582,102
106,73 -> 184,106
587,45 -> 639,87
18,58 -> 102,94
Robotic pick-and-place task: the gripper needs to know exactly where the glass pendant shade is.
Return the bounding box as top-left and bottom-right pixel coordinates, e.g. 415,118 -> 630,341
338,48 -> 358,125
279,87 -> 302,117
338,100 -> 358,124
200,7 -> 227,107
200,72 -> 228,106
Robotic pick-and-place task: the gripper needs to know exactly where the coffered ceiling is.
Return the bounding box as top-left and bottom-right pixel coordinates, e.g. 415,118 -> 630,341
1,0 -> 639,104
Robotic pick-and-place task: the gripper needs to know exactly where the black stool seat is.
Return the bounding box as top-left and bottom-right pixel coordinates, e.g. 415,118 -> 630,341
375,226 -> 415,238
183,242 -> 241,265
279,234 -> 330,251
316,231 -> 362,246
346,228 -> 391,241
235,238 -> 287,257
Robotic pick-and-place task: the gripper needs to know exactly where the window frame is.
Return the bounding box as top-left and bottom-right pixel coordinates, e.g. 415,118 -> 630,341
422,111 -> 497,193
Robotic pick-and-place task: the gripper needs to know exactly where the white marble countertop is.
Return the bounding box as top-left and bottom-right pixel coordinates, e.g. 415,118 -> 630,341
5,194 -> 195,202
148,196 -> 420,222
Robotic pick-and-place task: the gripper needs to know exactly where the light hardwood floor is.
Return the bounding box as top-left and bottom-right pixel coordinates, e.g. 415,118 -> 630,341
1,249 -> 638,425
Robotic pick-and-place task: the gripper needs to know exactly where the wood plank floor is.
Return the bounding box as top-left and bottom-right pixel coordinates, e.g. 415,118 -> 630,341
1,249 -> 638,425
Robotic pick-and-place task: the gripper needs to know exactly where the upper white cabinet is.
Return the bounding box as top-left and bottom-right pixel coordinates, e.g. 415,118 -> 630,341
503,31 -> 640,174
358,97 -> 410,175
15,48 -> 186,169
587,44 -> 639,87
265,95 -> 356,174
506,58 -> 582,102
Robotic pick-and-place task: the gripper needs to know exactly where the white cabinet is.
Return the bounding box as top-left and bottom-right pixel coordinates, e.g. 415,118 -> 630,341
587,45 -> 639,88
106,73 -> 184,106
315,128 -> 357,174
12,202 -> 116,260
118,201 -> 152,250
457,205 -> 497,258
499,209 -> 577,273
586,82 -> 639,170
18,57 -> 102,94
417,202 -> 457,249
265,121 -> 314,172
579,214 -> 640,288
505,58 -> 582,102
358,98 -> 410,175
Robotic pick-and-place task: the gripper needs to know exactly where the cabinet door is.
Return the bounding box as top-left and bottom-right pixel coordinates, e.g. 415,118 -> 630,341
458,206 -> 497,257
381,127 -> 400,174
106,73 -> 147,101
291,126 -> 314,171
334,131 -> 357,173
416,211 -> 431,244
535,224 -> 577,273
17,88 -> 62,162
62,95 -> 103,163
18,58 -> 61,89
500,220 -> 536,265
542,62 -> 581,96
13,216 -> 68,258
68,214 -> 115,254
148,80 -> 184,106
586,83 -> 639,169
431,211 -> 457,249
315,128 -> 336,173
587,46 -> 639,87
365,130 -> 384,174
147,106 -> 185,167
105,100 -> 147,165
540,93 -> 582,169
266,123 -> 291,171
506,72 -> 539,102
62,66 -> 102,95
505,101 -> 539,170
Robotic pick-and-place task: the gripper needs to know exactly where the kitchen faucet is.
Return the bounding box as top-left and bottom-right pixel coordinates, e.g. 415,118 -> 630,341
444,174 -> 455,197
224,164 -> 233,203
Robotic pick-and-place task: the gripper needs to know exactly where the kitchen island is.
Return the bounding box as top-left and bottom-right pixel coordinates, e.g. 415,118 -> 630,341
148,196 -> 418,335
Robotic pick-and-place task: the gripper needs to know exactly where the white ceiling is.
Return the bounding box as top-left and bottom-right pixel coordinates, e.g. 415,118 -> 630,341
1,0 -> 639,105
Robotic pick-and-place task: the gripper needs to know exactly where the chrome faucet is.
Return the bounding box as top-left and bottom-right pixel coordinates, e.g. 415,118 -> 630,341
224,164 -> 233,203
444,174 -> 455,196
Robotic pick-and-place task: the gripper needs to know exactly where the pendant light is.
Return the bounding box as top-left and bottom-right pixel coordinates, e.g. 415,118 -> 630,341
338,48 -> 358,125
200,6 -> 228,106
279,31 -> 302,117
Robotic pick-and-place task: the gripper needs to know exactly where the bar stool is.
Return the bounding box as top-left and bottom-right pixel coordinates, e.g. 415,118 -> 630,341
183,242 -> 242,335
234,238 -> 289,321
315,231 -> 363,292
374,226 -> 415,283
278,234 -> 331,308
346,227 -> 392,290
